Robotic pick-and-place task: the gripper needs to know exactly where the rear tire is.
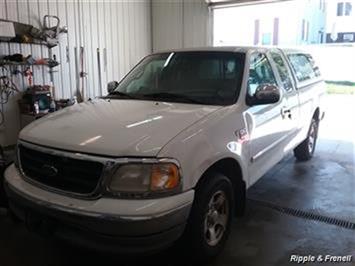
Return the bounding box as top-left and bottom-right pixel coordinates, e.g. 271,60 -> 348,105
294,118 -> 319,161
182,173 -> 234,262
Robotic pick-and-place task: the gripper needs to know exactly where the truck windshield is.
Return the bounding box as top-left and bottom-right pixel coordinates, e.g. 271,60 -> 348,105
109,51 -> 245,106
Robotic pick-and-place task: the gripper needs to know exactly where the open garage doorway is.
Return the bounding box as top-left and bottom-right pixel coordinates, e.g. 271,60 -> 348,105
213,0 -> 355,83
211,0 -> 355,263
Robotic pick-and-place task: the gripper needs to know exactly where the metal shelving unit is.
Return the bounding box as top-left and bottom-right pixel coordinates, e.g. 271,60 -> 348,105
0,40 -> 60,83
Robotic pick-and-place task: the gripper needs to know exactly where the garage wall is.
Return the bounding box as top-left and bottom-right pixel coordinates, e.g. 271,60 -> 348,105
0,0 -> 152,147
304,44 -> 355,82
152,0 -> 212,52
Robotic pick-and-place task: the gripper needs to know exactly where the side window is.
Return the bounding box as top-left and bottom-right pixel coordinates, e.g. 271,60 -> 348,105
287,53 -> 320,83
270,52 -> 294,92
307,55 -> 321,77
248,53 -> 277,96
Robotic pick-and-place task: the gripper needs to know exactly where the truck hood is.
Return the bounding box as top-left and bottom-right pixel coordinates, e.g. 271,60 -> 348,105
20,99 -> 220,157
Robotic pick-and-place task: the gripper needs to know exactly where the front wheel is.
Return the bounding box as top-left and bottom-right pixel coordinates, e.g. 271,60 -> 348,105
294,118 -> 319,161
181,173 -> 233,262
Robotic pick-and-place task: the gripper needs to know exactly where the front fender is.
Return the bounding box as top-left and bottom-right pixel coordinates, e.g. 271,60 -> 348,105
157,106 -> 249,190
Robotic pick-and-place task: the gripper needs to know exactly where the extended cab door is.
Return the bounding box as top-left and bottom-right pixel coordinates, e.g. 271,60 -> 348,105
285,52 -> 324,145
269,49 -> 301,152
246,51 -> 299,185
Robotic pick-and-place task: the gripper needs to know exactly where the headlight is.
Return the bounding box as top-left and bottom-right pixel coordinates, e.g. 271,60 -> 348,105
108,163 -> 180,195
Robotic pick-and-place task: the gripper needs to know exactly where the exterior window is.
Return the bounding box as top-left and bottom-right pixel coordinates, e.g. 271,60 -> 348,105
248,53 -> 277,96
343,33 -> 354,42
262,33 -> 272,45
273,18 -> 279,45
319,0 -> 325,10
287,54 -> 320,82
270,52 -> 293,92
302,20 -> 309,41
337,2 -> 344,16
254,20 -> 260,45
337,2 -> 352,16
345,2 -> 352,15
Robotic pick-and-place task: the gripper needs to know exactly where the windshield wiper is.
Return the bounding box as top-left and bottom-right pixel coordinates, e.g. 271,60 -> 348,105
143,92 -> 205,104
107,91 -> 135,99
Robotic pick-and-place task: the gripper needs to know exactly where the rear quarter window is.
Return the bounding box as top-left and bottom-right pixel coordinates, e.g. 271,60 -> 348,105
287,53 -> 321,83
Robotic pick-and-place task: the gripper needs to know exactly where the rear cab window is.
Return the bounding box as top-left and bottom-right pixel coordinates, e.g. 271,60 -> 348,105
286,53 -> 321,84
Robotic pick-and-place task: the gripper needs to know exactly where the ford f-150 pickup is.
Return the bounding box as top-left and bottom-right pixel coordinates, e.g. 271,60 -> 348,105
4,47 -> 325,259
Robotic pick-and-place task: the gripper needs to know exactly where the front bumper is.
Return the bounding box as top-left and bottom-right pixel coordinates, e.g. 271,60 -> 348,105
4,164 -> 194,254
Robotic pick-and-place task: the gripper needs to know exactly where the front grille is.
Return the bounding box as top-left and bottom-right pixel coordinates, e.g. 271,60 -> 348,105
19,144 -> 104,195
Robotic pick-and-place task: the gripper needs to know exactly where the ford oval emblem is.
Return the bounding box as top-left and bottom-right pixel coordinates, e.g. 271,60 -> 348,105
41,164 -> 58,177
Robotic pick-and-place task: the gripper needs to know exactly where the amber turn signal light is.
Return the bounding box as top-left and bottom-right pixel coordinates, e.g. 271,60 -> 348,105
150,163 -> 180,191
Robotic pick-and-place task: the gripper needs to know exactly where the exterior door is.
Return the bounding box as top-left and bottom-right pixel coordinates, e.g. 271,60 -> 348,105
246,52 -> 297,185
269,49 -> 301,153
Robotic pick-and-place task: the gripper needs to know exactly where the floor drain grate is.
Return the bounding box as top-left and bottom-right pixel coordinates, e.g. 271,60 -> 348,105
248,198 -> 355,230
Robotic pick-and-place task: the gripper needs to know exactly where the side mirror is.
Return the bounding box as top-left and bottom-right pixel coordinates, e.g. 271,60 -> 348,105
107,81 -> 119,94
247,84 -> 281,106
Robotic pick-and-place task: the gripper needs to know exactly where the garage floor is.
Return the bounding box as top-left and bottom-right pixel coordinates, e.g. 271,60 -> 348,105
0,94 -> 354,266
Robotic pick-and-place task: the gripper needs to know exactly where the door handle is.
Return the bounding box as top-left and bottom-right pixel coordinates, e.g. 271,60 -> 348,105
281,107 -> 292,119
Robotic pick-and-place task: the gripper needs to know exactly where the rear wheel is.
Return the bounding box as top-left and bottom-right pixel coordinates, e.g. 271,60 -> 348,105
294,118 -> 319,161
182,173 -> 233,262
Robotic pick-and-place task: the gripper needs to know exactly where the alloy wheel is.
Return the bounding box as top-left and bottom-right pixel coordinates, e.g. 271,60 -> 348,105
204,190 -> 229,246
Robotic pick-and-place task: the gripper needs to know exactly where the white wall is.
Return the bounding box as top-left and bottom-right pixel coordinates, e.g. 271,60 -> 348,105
152,0 -> 212,52
213,0 -> 326,46
0,0 -> 152,147
305,44 -> 355,82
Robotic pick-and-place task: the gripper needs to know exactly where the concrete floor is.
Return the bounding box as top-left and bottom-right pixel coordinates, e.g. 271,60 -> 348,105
0,94 -> 354,266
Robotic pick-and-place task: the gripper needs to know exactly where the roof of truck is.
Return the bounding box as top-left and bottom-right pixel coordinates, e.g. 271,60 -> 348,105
154,46 -> 308,55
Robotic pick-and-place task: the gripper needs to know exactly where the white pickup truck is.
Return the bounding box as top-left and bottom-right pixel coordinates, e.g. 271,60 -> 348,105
4,47 -> 325,259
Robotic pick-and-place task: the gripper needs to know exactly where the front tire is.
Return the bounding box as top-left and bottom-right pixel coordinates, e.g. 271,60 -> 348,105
182,173 -> 233,262
294,118 -> 319,161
